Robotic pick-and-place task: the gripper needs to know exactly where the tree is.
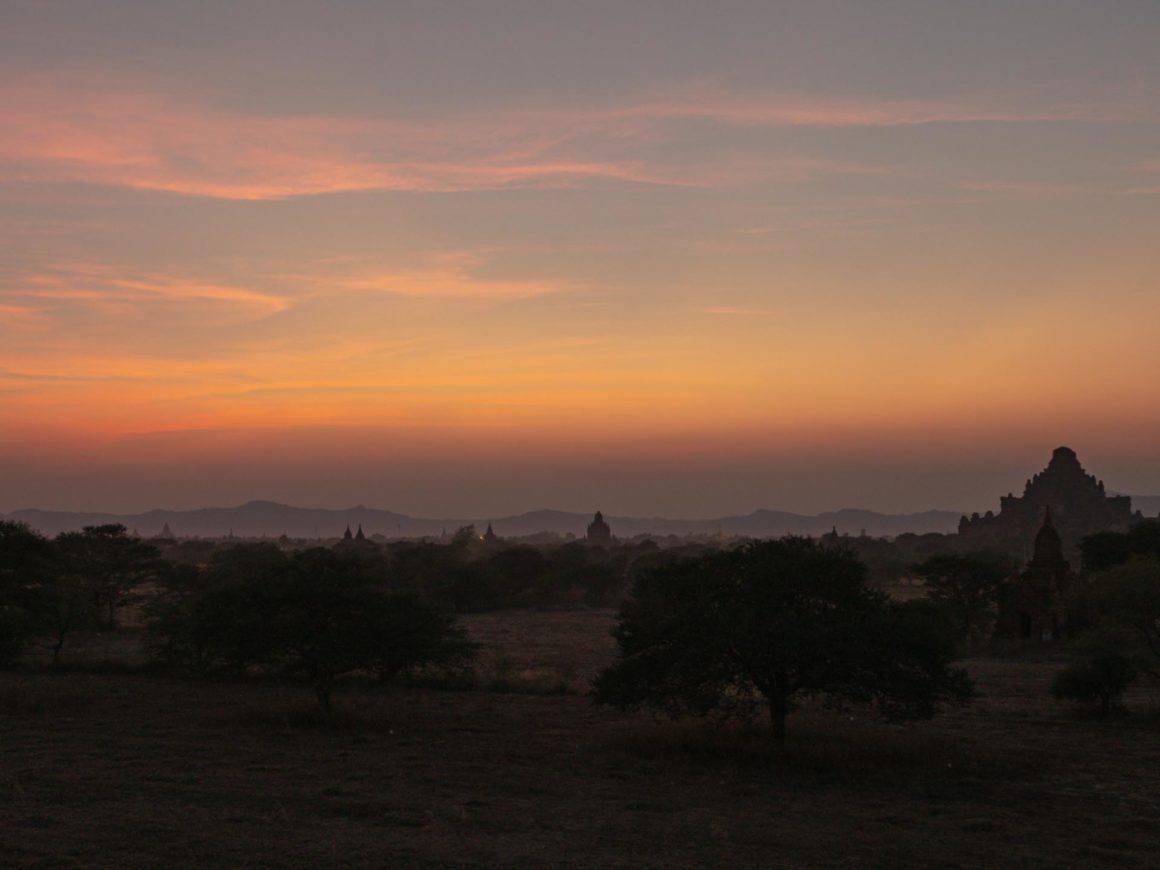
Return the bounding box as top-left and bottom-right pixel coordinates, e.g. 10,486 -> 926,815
145,544 -> 290,672
0,521 -> 51,665
487,546 -> 548,605
1069,555 -> 1160,679
1081,522 -> 1160,573
1051,647 -> 1136,715
912,553 -> 1013,643
594,538 -> 973,742
56,525 -> 160,629
36,568 -> 99,665
147,546 -> 474,712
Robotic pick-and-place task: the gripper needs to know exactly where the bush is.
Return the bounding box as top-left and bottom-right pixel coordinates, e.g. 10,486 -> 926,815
1051,653 -> 1136,715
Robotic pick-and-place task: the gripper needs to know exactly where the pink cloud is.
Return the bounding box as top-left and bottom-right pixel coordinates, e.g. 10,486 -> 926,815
0,303 -> 47,330
272,250 -> 573,301
695,306 -> 772,316
0,75 -> 678,199
954,180 -> 1085,196
2,73 -> 1137,201
4,262 -> 287,316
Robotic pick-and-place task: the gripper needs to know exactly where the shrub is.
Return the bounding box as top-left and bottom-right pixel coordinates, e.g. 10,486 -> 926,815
1051,653 -> 1136,715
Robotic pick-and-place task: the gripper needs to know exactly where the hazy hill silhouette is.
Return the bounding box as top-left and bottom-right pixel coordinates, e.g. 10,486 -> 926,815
1,500 -> 977,539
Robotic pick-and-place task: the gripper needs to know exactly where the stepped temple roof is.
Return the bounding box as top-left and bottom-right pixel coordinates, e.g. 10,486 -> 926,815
959,446 -> 1136,557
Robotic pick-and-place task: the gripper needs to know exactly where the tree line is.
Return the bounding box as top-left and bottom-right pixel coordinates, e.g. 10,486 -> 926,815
3,517 -> 1157,735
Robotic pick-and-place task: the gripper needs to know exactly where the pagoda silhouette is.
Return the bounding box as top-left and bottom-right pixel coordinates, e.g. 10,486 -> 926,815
958,446 -> 1138,558
586,511 -> 612,543
994,507 -> 1074,642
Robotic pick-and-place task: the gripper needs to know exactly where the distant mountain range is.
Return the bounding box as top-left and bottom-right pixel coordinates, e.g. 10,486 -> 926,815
6,497 -> 1156,541
3,500 -> 965,540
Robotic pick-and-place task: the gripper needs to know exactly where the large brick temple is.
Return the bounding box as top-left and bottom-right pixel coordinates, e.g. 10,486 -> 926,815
958,446 -> 1139,558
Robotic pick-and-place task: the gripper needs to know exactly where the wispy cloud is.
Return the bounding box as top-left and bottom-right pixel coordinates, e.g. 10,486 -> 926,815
0,249 -> 580,359
695,306 -> 772,316
1,73 -> 1140,201
256,250 -> 574,301
3,262 -> 287,316
954,179 -> 1086,196
0,75 -> 675,199
0,304 -> 47,329
575,93 -> 1127,130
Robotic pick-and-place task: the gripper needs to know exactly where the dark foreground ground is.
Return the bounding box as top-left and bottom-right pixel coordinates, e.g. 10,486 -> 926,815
2,610 -> 1159,868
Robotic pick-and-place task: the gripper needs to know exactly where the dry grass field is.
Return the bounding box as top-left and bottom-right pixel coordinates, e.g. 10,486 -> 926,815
2,609 -> 1159,868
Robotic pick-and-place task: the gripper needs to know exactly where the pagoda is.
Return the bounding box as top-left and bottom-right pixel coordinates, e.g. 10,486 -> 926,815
958,446 -> 1137,558
994,508 -> 1073,642
586,511 -> 612,543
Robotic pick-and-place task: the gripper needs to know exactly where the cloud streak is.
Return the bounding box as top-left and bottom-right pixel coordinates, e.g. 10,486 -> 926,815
4,262 -> 287,314
2,74 -> 1141,201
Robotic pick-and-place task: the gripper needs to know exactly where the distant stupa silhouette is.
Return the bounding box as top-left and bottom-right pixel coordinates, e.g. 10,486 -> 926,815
586,511 -> 612,543
995,507 -> 1073,642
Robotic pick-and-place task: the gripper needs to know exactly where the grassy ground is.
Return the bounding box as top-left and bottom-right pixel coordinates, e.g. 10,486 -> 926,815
2,610 -> 1159,868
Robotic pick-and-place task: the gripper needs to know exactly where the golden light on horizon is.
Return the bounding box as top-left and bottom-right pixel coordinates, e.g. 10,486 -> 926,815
1,2 -> 1158,514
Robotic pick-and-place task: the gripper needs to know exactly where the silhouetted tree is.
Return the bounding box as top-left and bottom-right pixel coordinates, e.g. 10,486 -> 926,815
0,521 -> 51,665
38,567 -> 100,665
594,539 -> 973,742
487,546 -> 548,605
147,546 -> 473,712
1081,522 -> 1160,573
1069,556 -> 1160,679
451,525 -> 477,548
1052,649 -> 1136,715
913,552 -> 1014,643
56,525 -> 160,628
146,544 -> 290,672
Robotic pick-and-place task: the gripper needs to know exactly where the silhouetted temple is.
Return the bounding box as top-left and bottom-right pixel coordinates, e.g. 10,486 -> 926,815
336,523 -> 373,550
483,522 -> 499,544
994,508 -> 1073,642
959,446 -> 1137,558
586,511 -> 612,543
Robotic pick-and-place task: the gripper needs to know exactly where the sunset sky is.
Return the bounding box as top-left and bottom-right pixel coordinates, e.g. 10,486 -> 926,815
2,1 -> 1158,517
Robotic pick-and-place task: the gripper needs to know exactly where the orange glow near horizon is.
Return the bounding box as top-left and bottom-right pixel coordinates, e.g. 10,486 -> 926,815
2,4 -> 1159,514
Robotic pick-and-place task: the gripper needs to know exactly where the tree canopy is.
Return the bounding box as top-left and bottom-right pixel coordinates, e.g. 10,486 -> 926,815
0,521 -> 53,665
148,545 -> 475,711
594,538 -> 973,741
912,552 -> 1014,643
55,524 -> 160,629
1070,555 -> 1160,680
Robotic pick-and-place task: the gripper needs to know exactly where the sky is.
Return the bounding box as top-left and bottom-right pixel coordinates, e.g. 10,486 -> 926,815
1,1 -> 1159,517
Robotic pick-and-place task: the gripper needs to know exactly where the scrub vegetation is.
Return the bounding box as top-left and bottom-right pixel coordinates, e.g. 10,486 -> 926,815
2,521 -> 1159,866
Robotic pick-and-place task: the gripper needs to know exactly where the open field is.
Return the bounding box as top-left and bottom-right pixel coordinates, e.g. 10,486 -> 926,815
2,610 -> 1159,868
